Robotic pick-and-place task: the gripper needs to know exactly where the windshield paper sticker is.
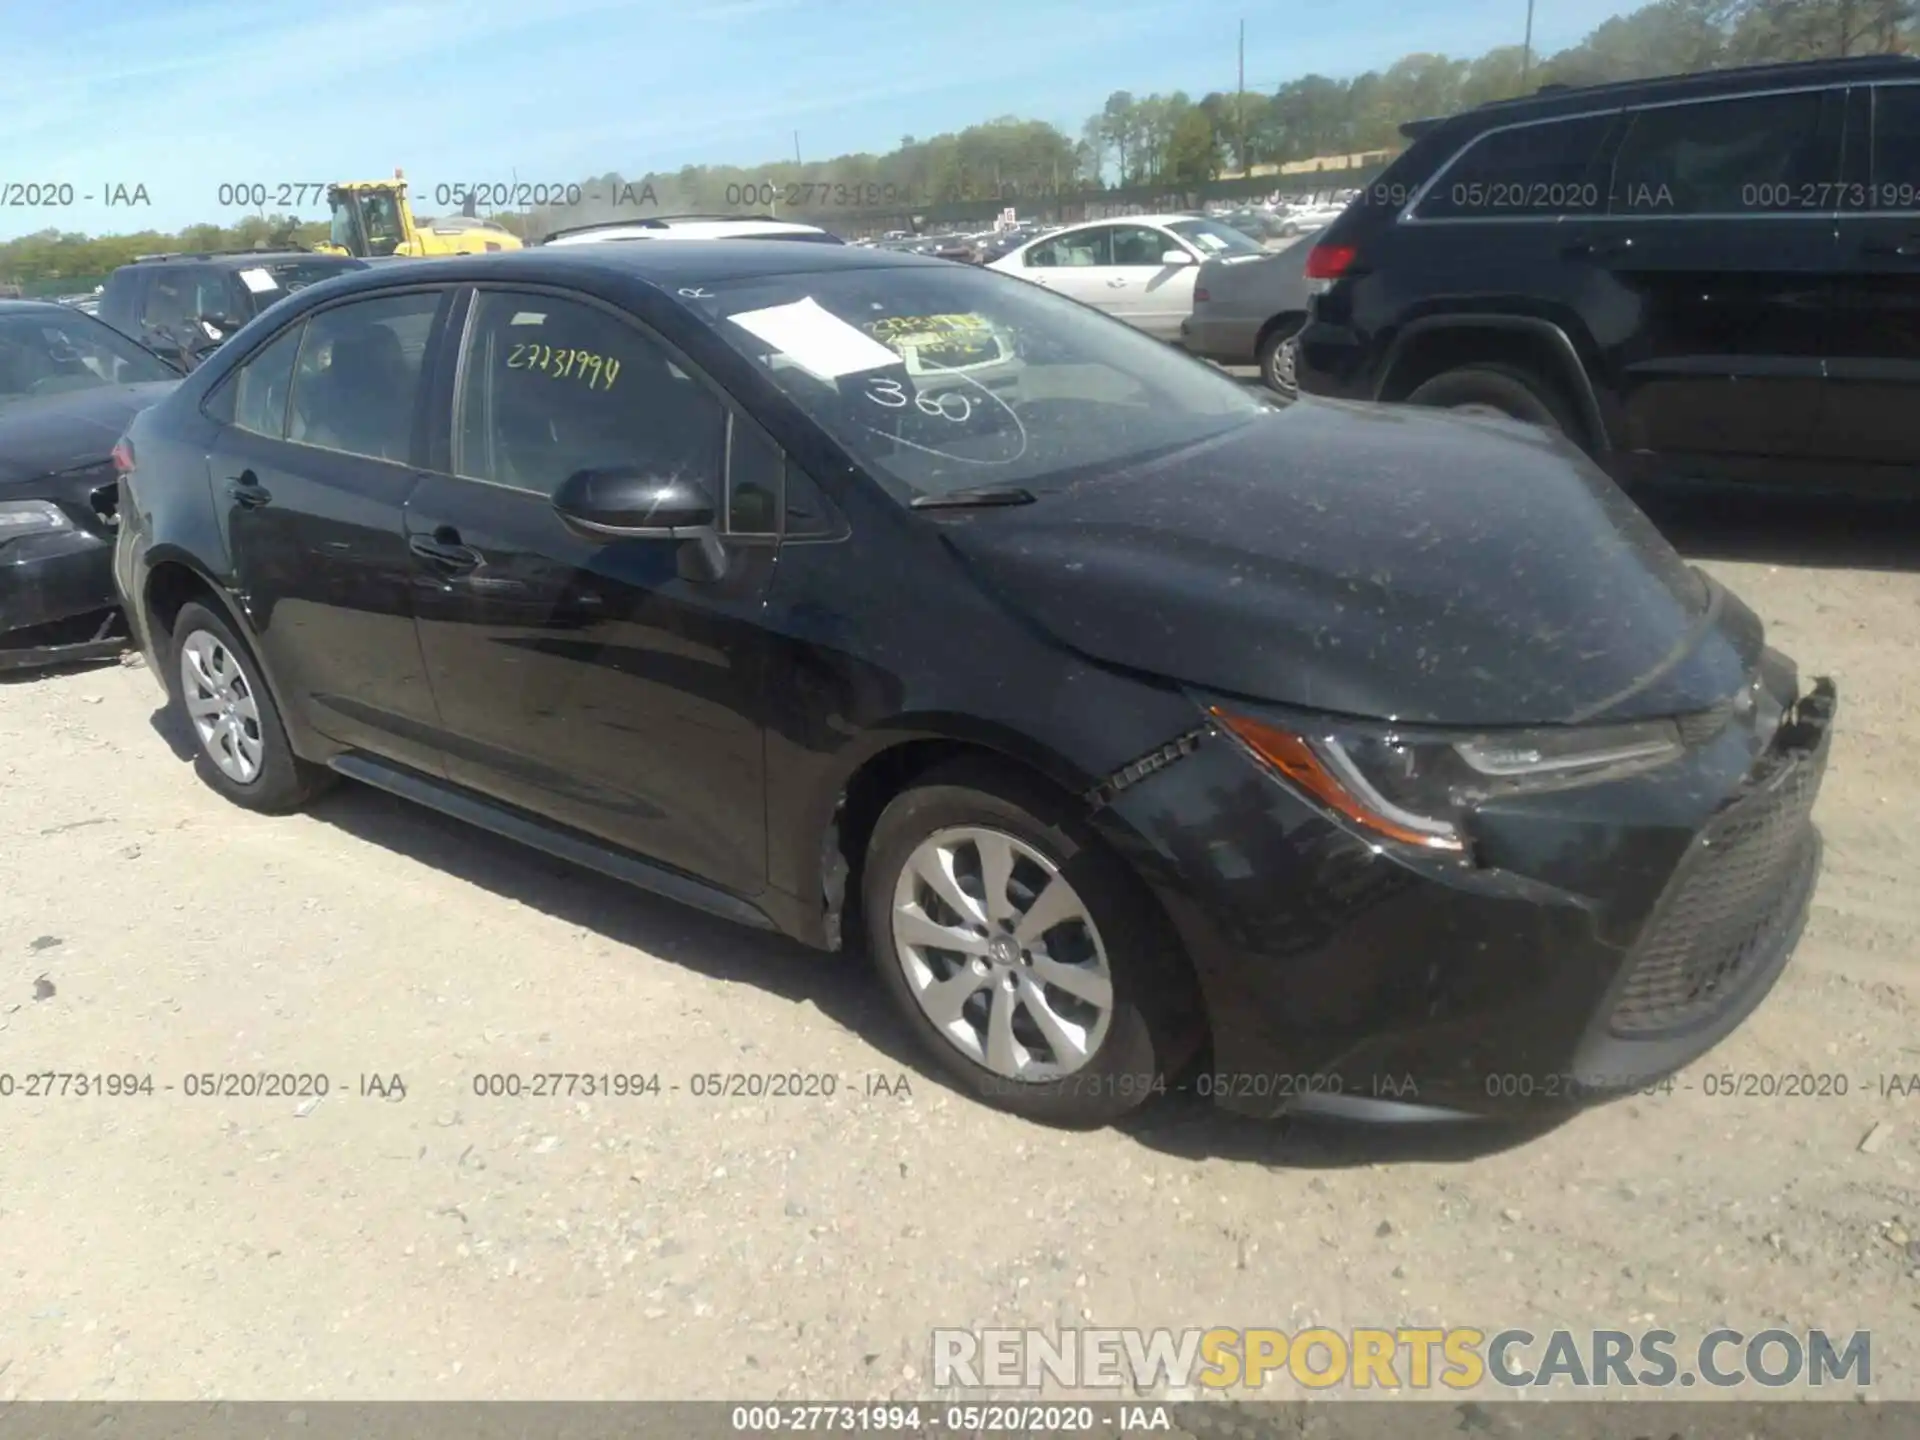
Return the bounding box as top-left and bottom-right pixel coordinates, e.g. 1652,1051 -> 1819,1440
866,313 -> 1005,367
237,268 -> 278,294
505,343 -> 620,390
727,297 -> 899,380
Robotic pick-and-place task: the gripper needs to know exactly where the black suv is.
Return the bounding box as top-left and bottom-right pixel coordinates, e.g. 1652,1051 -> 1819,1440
99,251 -> 368,371
1297,54 -> 1920,493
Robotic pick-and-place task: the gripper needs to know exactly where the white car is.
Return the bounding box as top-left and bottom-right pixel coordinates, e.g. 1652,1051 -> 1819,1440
986,214 -> 1266,341
540,216 -> 843,245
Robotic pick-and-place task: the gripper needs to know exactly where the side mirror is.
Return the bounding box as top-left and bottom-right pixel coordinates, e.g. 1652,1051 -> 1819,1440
552,466 -> 727,581
1160,249 -> 1196,266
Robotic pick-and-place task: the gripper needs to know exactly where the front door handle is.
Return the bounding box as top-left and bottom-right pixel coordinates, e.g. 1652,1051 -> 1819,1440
226,470 -> 271,507
409,526 -> 482,572
1863,235 -> 1920,257
1107,277 -> 1129,287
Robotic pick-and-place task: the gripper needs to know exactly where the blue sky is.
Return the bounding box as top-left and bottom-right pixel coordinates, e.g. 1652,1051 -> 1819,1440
1,0 -> 1639,240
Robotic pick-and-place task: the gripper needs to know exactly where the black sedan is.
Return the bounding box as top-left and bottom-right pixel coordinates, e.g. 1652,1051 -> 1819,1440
0,301 -> 179,670
113,242 -> 1834,1130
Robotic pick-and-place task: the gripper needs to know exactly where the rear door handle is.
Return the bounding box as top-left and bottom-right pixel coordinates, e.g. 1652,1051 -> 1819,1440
225,470 -> 270,507
409,526 -> 482,572
1862,235 -> 1920,257
1107,277 -> 1129,287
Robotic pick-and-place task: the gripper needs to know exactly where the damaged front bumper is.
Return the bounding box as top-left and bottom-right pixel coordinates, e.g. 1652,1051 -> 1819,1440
0,523 -> 128,672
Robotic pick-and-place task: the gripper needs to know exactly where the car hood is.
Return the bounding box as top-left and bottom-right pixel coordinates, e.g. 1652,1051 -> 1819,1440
936,399 -> 1762,726
0,381 -> 178,488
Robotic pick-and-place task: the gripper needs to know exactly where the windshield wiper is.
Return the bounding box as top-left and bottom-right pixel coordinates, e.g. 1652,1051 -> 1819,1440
910,485 -> 1037,510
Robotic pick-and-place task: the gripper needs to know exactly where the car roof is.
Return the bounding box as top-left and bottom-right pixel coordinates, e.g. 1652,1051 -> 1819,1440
1407,53 -> 1920,137
305,238 -> 937,298
1047,213 -> 1203,230
115,250 -> 362,271
541,216 -> 830,244
0,299 -> 73,317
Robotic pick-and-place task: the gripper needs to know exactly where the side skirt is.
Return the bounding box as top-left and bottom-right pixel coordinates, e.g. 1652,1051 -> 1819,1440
329,752 -> 780,934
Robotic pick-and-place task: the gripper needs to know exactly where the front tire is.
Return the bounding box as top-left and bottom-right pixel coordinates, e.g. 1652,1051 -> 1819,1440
862,760 -> 1200,1127
1404,363 -> 1575,434
168,601 -> 330,814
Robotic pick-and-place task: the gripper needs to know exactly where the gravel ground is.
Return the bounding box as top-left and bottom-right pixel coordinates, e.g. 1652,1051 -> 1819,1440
0,482 -> 1917,1404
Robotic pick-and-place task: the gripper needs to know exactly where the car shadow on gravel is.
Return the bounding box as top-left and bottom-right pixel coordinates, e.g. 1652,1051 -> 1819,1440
298,763 -> 1572,1167
1118,1094 -> 1568,1169
1637,478 -> 1920,573
298,775 -> 933,1077
146,700 -> 1577,1169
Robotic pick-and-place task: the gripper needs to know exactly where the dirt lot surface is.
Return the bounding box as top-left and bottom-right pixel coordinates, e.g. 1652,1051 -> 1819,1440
1,483 -> 1918,1405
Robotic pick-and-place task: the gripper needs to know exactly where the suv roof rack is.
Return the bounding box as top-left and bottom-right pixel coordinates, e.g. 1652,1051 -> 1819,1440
1478,53 -> 1920,112
540,214 -> 793,243
127,248 -> 307,264
1401,54 -> 1920,138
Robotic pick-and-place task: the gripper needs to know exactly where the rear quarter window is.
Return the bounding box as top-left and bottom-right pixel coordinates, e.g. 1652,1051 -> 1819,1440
1413,112 -> 1616,219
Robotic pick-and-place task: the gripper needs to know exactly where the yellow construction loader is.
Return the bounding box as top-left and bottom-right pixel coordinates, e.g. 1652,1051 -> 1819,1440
314,171 -> 523,258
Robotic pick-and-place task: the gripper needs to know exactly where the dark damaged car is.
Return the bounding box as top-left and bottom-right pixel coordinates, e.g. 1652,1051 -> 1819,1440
0,301 -> 178,670
114,244 -> 1835,1130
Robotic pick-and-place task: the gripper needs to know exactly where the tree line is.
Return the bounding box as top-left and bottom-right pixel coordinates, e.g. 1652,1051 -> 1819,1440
2,0 -> 1910,291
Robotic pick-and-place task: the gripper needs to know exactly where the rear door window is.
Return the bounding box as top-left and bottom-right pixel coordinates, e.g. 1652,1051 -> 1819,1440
229,323 -> 305,438
1870,83 -> 1920,208
1026,228 -> 1111,267
287,291 -> 442,463
137,269 -> 196,344
1608,90 -> 1836,215
1414,113 -> 1615,219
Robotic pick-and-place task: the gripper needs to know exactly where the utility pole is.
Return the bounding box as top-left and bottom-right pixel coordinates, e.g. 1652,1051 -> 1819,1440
1237,19 -> 1247,177
1520,0 -> 1536,89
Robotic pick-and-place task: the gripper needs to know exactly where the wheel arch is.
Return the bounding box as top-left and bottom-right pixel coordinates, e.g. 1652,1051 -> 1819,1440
1375,313 -> 1611,453
801,719 -> 1108,953
1255,308 -> 1309,352
138,553 -> 305,750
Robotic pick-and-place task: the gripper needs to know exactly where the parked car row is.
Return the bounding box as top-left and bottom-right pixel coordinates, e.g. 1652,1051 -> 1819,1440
984,213 -> 1321,389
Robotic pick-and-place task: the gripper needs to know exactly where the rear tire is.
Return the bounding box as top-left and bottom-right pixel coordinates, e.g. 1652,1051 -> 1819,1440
1405,363 -> 1576,435
168,601 -> 330,814
1257,318 -> 1304,397
862,760 -> 1201,1128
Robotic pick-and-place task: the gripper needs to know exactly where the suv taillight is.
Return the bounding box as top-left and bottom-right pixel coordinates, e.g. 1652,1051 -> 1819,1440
1304,243 -> 1356,281
111,439 -> 135,476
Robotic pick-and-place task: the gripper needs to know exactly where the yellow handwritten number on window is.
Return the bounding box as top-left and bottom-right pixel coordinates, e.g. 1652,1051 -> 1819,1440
505,342 -> 622,391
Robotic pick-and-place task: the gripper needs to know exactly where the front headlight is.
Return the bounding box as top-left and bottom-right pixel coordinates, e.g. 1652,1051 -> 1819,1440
0,500 -> 73,538
1210,705 -> 1685,854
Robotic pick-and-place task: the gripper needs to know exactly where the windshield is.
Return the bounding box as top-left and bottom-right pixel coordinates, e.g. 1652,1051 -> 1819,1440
360,192 -> 405,254
687,263 -> 1267,501
1166,218 -> 1266,257
330,191 -> 403,257
0,308 -> 175,403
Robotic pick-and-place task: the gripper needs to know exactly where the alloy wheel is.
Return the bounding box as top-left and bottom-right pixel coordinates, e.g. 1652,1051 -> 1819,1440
890,826 -> 1114,1081
179,630 -> 265,784
1273,336 -> 1299,394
